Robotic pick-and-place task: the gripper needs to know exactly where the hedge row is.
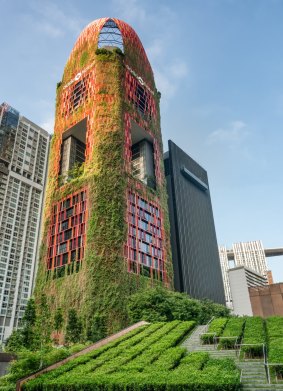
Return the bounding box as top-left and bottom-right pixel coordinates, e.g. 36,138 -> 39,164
24,355 -> 240,391
218,318 -> 246,349
242,317 -> 265,356
201,318 -> 228,344
266,317 -> 283,373
24,321 -> 241,391
120,321 -> 195,372
266,317 -> 283,339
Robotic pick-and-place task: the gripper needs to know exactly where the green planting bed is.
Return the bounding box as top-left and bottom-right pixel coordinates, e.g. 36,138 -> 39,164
201,317 -> 228,344
266,317 -> 283,379
241,317 -> 265,357
23,321 -> 241,391
218,318 -> 245,349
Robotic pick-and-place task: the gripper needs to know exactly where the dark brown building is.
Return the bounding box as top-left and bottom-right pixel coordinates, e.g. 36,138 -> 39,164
249,283 -> 283,317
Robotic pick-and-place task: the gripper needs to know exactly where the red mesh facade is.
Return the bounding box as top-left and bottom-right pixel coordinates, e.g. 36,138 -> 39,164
125,190 -> 166,282
44,17 -> 170,286
47,189 -> 87,270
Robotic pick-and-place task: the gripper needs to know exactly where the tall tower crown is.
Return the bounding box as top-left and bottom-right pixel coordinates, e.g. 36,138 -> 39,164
63,18 -> 154,89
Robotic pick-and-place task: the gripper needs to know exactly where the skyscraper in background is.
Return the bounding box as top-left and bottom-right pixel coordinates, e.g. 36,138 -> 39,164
219,240 -> 269,307
0,103 -> 50,341
164,140 -> 225,304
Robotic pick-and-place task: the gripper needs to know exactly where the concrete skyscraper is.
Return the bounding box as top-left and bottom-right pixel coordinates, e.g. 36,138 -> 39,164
0,103 -> 50,341
34,18 -> 172,337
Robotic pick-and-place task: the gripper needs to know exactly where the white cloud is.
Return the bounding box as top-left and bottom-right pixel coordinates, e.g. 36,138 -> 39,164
154,60 -> 189,100
28,1 -> 86,38
208,121 -> 249,144
40,116 -> 54,134
111,0 -> 147,25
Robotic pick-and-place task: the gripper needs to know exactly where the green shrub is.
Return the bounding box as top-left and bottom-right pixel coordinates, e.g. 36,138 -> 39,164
242,317 -> 265,357
127,287 -> 229,325
201,317 -> 228,344
23,321 -> 241,391
266,317 -> 283,339
218,317 -> 245,349
268,338 -> 283,364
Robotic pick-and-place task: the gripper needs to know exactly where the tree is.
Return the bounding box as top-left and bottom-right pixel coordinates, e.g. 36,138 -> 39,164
36,294 -> 52,348
65,309 -> 83,344
54,308 -> 64,333
198,298 -> 230,324
88,313 -> 107,342
5,329 -> 24,352
127,287 -> 230,324
21,297 -> 37,349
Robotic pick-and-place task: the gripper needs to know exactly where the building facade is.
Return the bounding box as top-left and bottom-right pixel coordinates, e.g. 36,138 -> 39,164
249,283 -> 283,317
34,18 -> 173,336
0,103 -> 50,342
219,240 -> 270,308
231,241 -> 268,276
219,246 -> 233,308
228,266 -> 267,316
164,140 -> 225,304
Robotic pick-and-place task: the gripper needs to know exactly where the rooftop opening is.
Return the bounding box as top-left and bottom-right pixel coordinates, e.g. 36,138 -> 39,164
98,19 -> 124,52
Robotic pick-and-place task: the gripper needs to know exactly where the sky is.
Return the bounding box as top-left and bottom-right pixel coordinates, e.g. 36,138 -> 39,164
1,0 -> 283,281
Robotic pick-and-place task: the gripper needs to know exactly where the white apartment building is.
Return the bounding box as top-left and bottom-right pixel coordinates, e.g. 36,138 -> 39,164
219,240 -> 268,309
0,103 -> 50,342
232,241 -> 268,277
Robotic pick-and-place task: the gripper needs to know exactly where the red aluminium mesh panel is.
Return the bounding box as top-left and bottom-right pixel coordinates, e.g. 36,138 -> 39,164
47,188 -> 87,270
125,70 -> 157,120
125,190 -> 167,283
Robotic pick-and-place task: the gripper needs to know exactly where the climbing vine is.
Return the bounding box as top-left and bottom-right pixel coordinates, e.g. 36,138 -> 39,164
34,19 -> 173,343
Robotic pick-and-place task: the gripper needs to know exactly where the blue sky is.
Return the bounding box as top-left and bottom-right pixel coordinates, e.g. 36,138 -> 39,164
1,0 -> 283,281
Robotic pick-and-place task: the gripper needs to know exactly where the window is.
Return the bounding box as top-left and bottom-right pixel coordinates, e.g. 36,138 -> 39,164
130,121 -> 156,189
59,119 -> 87,183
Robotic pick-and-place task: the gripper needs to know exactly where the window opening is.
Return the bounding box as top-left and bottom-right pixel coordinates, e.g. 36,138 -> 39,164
59,118 -> 87,183
98,19 -> 124,52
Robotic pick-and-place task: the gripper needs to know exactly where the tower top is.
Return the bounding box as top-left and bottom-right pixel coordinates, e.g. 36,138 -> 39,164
64,17 -> 155,89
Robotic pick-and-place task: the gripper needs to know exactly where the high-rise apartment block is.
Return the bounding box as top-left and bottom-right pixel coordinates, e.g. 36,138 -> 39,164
0,103 -> 50,341
219,241 -> 270,307
34,18 -> 172,337
164,140 -> 225,304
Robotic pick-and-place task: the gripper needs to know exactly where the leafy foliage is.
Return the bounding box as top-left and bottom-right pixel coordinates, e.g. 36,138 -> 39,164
218,317 -> 246,349
23,322 -> 241,391
201,318 -> 228,344
242,317 -> 265,357
127,287 -> 230,324
266,316 -> 283,377
65,309 -> 83,344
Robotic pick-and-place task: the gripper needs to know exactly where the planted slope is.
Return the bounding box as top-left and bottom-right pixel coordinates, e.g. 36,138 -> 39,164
24,321 -> 241,391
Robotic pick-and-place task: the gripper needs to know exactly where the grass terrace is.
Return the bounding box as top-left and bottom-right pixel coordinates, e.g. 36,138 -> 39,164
200,318 -> 228,344
22,321 -> 241,391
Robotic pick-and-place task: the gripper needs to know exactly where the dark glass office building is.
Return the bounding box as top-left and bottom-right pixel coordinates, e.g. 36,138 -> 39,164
164,140 -> 225,304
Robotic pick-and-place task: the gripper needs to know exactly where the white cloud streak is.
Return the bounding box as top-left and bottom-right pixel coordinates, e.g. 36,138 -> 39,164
208,120 -> 249,144
28,1 -> 86,38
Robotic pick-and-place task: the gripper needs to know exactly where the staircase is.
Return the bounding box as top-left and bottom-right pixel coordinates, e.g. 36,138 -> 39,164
182,325 -> 283,391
